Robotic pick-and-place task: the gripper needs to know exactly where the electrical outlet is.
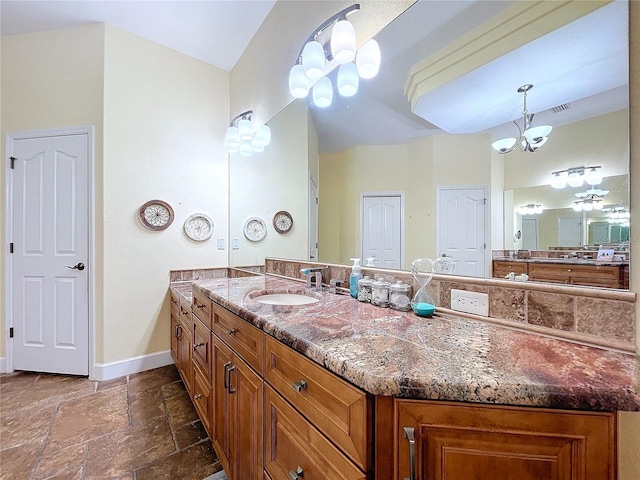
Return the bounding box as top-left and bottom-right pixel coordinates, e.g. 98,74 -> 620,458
450,289 -> 489,316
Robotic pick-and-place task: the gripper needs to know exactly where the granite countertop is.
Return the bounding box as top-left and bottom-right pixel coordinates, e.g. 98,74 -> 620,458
493,257 -> 629,267
171,275 -> 640,412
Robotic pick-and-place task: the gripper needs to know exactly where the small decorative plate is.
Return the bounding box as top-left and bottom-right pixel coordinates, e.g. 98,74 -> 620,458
184,213 -> 214,241
139,200 -> 174,231
273,210 -> 293,234
243,216 -> 267,242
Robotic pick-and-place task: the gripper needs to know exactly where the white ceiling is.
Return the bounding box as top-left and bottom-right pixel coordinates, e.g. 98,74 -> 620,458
0,0 -> 276,71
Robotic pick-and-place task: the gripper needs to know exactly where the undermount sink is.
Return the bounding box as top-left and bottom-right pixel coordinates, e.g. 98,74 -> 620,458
252,293 -> 320,306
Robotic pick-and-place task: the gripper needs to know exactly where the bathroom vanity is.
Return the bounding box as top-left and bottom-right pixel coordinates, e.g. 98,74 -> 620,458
170,273 -> 639,480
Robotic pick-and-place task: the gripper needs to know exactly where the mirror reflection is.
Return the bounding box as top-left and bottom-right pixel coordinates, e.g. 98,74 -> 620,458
228,0 -> 630,290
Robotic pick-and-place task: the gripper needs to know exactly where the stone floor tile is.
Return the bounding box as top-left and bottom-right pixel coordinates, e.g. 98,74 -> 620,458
0,376 -> 96,415
0,439 -> 43,479
84,416 -> 175,478
134,442 -> 221,480
0,400 -> 56,449
44,385 -> 129,454
160,380 -> 186,399
129,387 -> 165,424
174,421 -> 209,450
96,375 -> 127,392
165,390 -> 199,428
0,371 -> 38,389
33,443 -> 87,480
128,365 -> 180,394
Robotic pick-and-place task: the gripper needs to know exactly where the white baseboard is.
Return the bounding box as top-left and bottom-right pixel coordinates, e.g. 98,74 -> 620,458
92,350 -> 173,381
0,356 -> 6,373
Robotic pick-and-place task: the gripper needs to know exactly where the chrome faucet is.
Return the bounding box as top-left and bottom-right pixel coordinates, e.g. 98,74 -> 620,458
300,267 -> 326,290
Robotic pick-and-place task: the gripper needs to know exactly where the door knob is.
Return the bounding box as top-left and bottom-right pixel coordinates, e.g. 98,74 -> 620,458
65,262 -> 85,271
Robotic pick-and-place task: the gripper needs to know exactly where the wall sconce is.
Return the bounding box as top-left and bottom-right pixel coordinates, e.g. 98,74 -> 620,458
608,206 -> 630,225
518,204 -> 543,215
223,110 -> 271,156
550,165 -> 602,189
288,4 -> 382,108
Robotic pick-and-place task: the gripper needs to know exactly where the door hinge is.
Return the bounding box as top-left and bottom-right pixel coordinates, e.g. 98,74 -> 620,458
9,327 -> 14,338
10,156 -> 16,169
484,243 -> 487,250
9,242 -> 14,253
315,197 -> 319,205
483,198 -> 488,205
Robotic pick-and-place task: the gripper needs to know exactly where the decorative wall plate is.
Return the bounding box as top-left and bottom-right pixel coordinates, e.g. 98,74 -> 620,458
273,210 -> 293,234
139,200 -> 174,231
243,217 -> 267,242
184,213 -> 214,241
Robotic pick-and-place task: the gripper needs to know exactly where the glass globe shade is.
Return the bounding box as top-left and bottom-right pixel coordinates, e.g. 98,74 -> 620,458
551,172 -> 567,189
238,118 -> 253,141
238,140 -> 253,156
337,63 -> 359,97
312,77 -> 333,108
573,203 -> 583,212
585,167 -> 602,186
289,64 -> 309,98
566,170 -> 584,188
255,124 -> 271,146
251,138 -> 265,153
593,201 -> 603,211
331,20 -> 356,64
356,39 -> 381,79
491,137 -> 516,154
524,125 -> 553,143
582,201 -> 593,212
302,41 -> 326,80
224,126 -> 240,149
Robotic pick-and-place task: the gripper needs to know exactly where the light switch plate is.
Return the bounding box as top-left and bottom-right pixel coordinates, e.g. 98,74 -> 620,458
232,238 -> 240,250
217,238 -> 225,250
450,289 -> 489,316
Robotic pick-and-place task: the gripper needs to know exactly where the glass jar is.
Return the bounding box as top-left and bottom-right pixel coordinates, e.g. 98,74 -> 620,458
371,278 -> 390,307
357,276 -> 372,303
389,281 -> 412,311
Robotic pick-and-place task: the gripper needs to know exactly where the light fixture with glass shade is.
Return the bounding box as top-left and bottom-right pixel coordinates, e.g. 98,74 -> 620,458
491,84 -> 553,154
572,188 -> 608,212
223,110 -> 271,156
550,166 -> 602,189
518,204 -> 544,215
288,4 -> 382,108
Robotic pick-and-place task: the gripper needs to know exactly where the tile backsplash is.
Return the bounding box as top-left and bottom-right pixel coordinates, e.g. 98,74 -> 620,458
265,257 -> 636,353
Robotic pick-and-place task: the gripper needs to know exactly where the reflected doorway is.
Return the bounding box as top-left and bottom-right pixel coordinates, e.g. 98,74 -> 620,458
361,193 -> 403,269
521,217 -> 539,250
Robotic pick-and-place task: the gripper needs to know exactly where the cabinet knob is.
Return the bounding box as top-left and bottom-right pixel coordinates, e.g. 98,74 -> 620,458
289,466 -> 304,479
567,269 -> 572,272
292,379 -> 307,392
193,394 -> 202,400
226,329 -> 237,336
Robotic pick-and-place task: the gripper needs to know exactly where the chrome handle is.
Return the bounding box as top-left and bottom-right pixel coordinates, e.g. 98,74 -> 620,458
65,262 -> 85,271
226,329 -> 237,336
403,427 -> 416,480
227,366 -> 236,394
292,379 -> 307,392
289,466 -> 304,479
193,394 -> 202,400
223,361 -> 231,389
196,303 -> 205,309
193,342 -> 204,349
175,325 -> 182,339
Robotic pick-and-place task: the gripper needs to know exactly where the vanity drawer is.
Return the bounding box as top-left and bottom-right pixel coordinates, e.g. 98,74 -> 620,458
192,289 -> 213,329
492,261 -> 528,277
193,318 -> 212,379
192,362 -> 212,437
179,299 -> 192,328
170,289 -> 180,317
265,335 -> 371,470
264,385 -> 366,480
212,303 -> 264,374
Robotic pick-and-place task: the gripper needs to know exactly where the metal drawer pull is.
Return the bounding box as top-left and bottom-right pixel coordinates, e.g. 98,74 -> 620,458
292,379 -> 307,392
193,394 -> 202,400
403,426 -> 416,480
226,329 -> 237,335
223,362 -> 231,388
196,303 -> 205,309
193,342 -> 204,349
289,466 -> 304,479
227,366 -> 237,394
175,325 -> 182,338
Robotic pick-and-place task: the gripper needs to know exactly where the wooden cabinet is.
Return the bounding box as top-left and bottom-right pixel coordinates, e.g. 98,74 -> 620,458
264,385 -> 366,480
492,260 -> 528,278
192,288 -> 213,329
192,362 -> 212,435
213,302 -> 264,373
177,299 -> 193,395
395,399 -> 615,480
528,262 -> 622,288
212,335 -> 263,480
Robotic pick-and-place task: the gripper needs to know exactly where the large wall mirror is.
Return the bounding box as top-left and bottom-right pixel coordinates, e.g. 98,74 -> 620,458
229,0 -> 630,289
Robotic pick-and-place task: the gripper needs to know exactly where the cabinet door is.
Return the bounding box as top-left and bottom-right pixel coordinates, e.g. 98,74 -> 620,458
192,318 -> 212,378
396,399 -> 615,480
192,362 -> 212,437
231,356 -> 263,480
170,312 -> 180,365
213,336 -> 233,476
178,317 -> 193,395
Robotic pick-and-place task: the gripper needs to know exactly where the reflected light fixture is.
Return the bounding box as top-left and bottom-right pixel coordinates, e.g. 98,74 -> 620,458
223,110 -> 271,156
550,166 -> 602,189
608,206 -> 630,225
288,4 -> 382,108
518,204 -> 543,215
491,84 -> 553,154
572,188 -> 607,212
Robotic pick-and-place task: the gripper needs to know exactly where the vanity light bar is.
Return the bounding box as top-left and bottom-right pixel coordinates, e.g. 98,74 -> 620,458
550,165 -> 602,189
223,110 -> 271,156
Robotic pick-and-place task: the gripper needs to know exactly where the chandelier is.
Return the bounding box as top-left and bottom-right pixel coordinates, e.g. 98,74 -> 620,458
288,4 -> 381,108
491,84 -> 553,154
223,110 -> 271,156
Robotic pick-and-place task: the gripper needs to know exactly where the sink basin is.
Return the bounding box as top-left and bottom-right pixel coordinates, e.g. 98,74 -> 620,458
252,293 -> 320,306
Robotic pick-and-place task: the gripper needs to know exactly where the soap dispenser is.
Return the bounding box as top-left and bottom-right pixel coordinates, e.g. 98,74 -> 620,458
349,258 -> 363,298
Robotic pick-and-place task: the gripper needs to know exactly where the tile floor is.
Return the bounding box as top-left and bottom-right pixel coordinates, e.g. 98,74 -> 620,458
0,365 -> 224,479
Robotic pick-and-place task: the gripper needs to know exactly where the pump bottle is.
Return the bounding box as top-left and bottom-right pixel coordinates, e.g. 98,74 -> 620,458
349,258 -> 363,298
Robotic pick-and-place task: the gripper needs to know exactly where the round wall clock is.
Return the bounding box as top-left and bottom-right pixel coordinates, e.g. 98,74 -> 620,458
243,217 -> 267,242
184,213 -> 214,241
273,210 -> 293,234
139,200 -> 174,231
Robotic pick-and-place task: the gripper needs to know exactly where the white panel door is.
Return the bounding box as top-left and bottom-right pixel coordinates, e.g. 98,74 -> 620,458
438,187 -> 487,277
361,194 -> 402,269
521,218 -> 539,250
558,217 -> 583,246
12,133 -> 89,375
